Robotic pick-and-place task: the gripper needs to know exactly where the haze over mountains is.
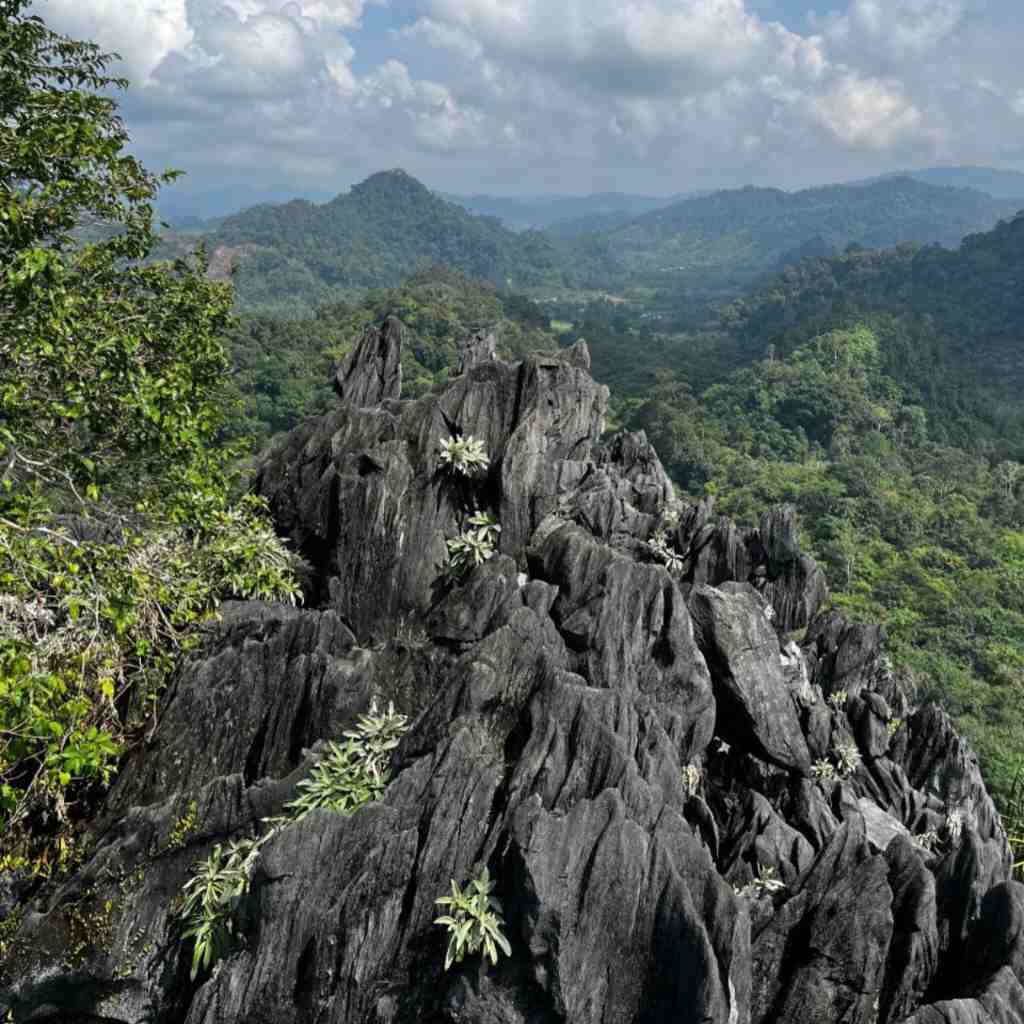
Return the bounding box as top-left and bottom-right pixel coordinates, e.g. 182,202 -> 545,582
156,164 -> 1024,229
177,167 -> 1023,314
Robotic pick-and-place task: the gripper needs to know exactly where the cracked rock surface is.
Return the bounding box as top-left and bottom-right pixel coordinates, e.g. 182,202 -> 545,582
1,319 -> 1019,1024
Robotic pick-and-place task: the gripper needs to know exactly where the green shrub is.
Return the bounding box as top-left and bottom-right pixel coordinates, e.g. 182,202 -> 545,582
434,866 -> 511,970
179,837 -> 262,980
648,530 -> 684,573
0,495 -> 300,850
445,511 -> 501,580
733,865 -> 786,901
176,699 -> 408,978
282,700 -> 408,820
438,436 -> 489,476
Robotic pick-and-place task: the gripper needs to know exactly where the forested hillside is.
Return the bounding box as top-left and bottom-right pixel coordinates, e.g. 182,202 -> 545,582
565,176 -> 1020,290
717,213 -> 1024,452
192,170 -> 568,313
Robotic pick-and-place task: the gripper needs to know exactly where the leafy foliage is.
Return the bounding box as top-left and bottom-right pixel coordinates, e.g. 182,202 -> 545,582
434,866 -> 512,970
446,511 -> 501,580
179,837 -> 262,980
733,865 -> 786,901
178,699 -> 408,978
0,1 -> 299,868
0,3 -> 235,502
0,494 -> 300,843
439,436 -> 489,477
282,700 -> 408,820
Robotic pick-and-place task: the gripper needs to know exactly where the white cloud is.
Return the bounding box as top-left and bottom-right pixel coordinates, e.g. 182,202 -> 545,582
38,0 -> 192,83
34,0 -> 1024,193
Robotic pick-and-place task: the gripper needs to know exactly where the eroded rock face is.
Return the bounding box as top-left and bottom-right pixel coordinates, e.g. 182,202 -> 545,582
2,320 -> 1020,1024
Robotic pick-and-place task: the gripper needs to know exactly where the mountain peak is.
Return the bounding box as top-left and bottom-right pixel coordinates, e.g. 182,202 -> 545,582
351,168 -> 432,199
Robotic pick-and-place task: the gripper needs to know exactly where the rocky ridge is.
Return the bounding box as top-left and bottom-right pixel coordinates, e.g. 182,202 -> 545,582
1,317 -> 1021,1024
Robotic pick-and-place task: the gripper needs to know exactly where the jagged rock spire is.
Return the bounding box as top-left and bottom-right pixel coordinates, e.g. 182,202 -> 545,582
333,314 -> 403,405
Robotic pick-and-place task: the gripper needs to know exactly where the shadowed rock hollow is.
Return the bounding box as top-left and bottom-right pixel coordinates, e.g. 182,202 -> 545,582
1,317 -> 1021,1024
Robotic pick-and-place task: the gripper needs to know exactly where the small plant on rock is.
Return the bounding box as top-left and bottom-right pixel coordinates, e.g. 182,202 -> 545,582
913,829 -> 941,853
179,836 -> 263,980
945,809 -> 964,844
835,740 -> 861,779
829,690 -> 849,712
734,865 -> 786,901
284,701 -> 408,820
439,435 -> 489,476
649,530 -> 684,573
682,763 -> 701,797
446,512 -> 501,580
811,759 -> 836,782
434,866 -> 511,970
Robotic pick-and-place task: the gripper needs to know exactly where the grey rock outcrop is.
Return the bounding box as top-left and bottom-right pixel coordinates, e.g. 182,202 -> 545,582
2,318 -> 1020,1024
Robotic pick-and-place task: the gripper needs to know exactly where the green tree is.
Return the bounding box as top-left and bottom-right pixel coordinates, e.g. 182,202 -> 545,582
1,0 -> 235,502
0,0 -> 298,867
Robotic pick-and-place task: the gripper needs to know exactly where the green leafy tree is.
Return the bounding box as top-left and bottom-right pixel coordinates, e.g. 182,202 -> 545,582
0,1 -> 299,867
1,0 -> 234,502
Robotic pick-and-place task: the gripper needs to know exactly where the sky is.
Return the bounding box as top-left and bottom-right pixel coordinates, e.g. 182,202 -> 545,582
35,0 -> 1024,198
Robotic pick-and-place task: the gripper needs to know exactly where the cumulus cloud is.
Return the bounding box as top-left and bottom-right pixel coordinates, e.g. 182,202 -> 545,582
34,0 -> 1024,193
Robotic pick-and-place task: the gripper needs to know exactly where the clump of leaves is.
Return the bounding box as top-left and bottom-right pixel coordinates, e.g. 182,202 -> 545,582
179,837 -> 263,980
828,690 -> 849,712
914,829 -> 941,853
446,511 -> 501,580
945,808 -> 964,844
810,759 -> 836,782
177,699 -> 408,978
648,530 -> 684,573
0,494 -> 300,845
682,763 -> 701,797
439,435 -> 489,477
283,700 -> 408,820
734,865 -> 786,901
434,866 -> 512,970
835,740 -> 862,779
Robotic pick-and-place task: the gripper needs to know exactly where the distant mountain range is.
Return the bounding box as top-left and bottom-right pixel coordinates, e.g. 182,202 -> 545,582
570,176 -> 1022,286
154,165 -> 1024,229
850,165 -> 1024,200
158,169 -> 1024,311
439,191 -> 694,232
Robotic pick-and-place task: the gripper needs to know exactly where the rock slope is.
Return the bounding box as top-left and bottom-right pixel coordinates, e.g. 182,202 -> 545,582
1,317 -> 1021,1024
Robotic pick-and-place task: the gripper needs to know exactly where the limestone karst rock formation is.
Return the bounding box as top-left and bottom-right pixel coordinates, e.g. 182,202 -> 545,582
2,317 -> 1022,1024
